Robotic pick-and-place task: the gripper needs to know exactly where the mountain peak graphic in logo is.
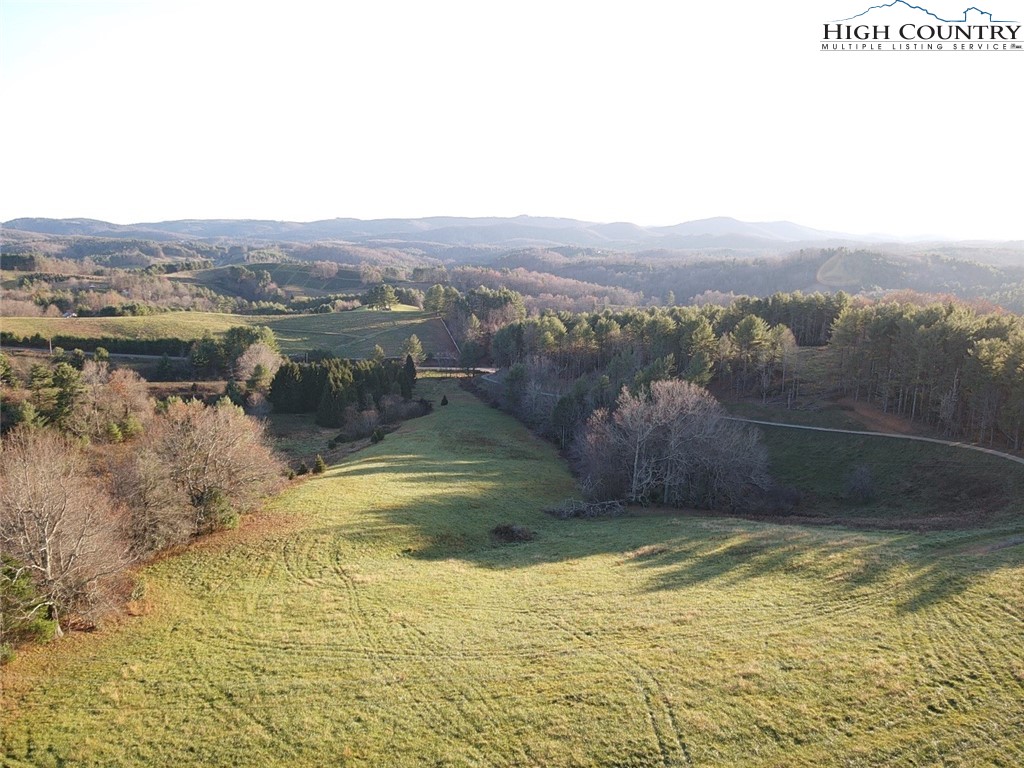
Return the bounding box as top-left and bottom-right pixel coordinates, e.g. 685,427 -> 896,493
833,1 -> 1016,23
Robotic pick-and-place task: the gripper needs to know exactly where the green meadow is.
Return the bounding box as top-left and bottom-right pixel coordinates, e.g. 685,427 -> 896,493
1,307 -> 458,360
185,262 -> 368,297
1,313 -> 248,343
265,308 -> 456,359
2,379 -> 1023,766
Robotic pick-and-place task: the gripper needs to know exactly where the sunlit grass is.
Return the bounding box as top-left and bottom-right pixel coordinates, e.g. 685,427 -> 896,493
2,379 -> 1023,766
1,313 -> 247,342
2,307 -> 457,359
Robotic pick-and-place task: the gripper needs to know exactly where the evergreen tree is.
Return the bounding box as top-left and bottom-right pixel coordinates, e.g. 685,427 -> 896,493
190,332 -> 225,378
50,362 -> 84,429
29,363 -> 52,404
0,353 -> 16,387
225,379 -> 246,407
365,284 -> 398,310
400,353 -> 417,400
316,365 -> 354,427
401,334 -> 425,363
155,354 -> 175,381
268,361 -> 305,413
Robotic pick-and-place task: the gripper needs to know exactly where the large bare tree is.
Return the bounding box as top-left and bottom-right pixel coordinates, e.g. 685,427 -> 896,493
148,398 -> 283,533
577,380 -> 768,510
73,361 -> 152,440
0,427 -> 129,635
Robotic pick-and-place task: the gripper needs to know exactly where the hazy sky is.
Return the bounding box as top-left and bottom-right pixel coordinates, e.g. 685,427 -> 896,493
1,0 -> 1021,239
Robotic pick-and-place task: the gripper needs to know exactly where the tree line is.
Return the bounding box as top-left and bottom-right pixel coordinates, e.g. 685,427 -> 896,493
1,367 -> 282,659
830,302 -> 1024,449
268,354 -> 421,429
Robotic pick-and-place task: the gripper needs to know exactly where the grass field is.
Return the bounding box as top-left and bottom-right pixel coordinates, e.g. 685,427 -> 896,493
182,262 -> 367,298
3,379 -> 1024,766
1,308 -> 458,360
0,313 -> 249,343
265,308 -> 457,360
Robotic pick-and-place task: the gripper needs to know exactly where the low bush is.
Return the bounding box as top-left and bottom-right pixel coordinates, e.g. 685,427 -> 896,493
490,524 -> 537,544
545,499 -> 626,519
846,464 -> 875,504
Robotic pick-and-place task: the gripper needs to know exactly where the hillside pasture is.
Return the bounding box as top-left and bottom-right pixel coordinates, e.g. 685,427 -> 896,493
0,313 -> 245,344
181,262 -> 367,298
266,307 -> 456,359
0,308 -> 458,360
3,379 -> 1023,766
725,396 -> 1024,529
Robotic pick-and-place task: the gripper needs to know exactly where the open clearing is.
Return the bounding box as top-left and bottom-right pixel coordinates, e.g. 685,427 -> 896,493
1,307 -> 458,360
3,380 -> 1024,766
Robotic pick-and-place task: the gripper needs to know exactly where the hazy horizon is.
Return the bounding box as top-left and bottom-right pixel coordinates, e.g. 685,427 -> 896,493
0,212 -> 996,244
1,1 -> 1020,241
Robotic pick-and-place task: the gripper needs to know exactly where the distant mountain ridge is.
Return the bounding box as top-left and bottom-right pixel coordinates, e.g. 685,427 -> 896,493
2,215 -> 913,250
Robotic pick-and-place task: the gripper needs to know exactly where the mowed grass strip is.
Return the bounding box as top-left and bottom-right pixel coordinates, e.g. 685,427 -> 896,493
2,380 -> 1023,766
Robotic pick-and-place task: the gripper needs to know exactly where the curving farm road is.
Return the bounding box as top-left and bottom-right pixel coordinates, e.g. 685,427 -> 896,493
724,416 -> 1024,467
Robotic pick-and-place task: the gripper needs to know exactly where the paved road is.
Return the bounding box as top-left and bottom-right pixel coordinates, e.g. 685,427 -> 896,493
724,417 -> 1024,467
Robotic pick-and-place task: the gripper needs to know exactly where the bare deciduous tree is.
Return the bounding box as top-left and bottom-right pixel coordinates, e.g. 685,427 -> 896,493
148,398 -> 284,533
0,427 -> 129,635
234,342 -> 283,391
108,446 -> 191,557
577,380 -> 768,510
74,361 -> 152,440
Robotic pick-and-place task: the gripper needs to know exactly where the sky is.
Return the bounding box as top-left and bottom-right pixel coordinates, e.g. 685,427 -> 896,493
1,0 -> 1021,240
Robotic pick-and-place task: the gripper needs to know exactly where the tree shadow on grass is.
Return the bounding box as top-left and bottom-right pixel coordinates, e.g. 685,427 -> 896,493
308,379 -> 1024,616
316,466 -> 1024,616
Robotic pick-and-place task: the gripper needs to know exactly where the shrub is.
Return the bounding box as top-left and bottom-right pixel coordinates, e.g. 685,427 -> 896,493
371,428 -> 386,444
847,464 -> 875,504
196,488 -> 236,533
440,395 -> 449,406
296,462 -> 309,476
105,422 -> 124,443
312,454 -> 327,474
120,414 -> 144,440
1,554 -> 59,661
545,499 -> 626,519
490,524 -> 537,544
740,483 -> 803,515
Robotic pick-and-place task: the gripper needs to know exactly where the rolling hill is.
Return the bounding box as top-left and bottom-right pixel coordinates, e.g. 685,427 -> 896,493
3,215 -> 898,250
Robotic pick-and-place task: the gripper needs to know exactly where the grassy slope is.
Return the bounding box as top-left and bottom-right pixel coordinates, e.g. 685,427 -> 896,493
266,308 -> 456,359
3,380 -> 1024,766
182,262 -> 367,298
0,313 -> 247,342
1,308 -> 457,359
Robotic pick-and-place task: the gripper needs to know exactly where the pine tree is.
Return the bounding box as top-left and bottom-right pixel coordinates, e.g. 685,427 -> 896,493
401,334 -> 424,363
316,366 -> 354,427
268,361 -> 305,413
400,353 -> 417,400
366,284 -> 398,310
